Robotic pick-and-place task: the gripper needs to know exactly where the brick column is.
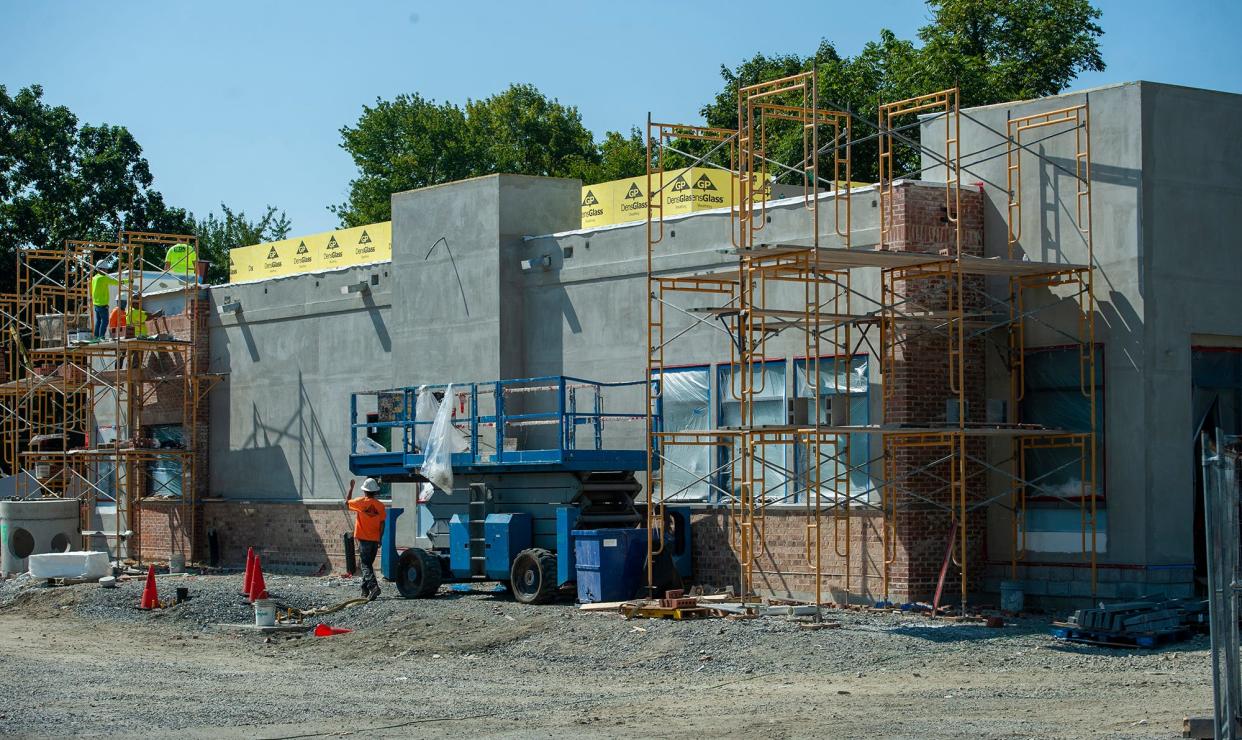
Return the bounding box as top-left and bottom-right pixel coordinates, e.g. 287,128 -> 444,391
882,183 -> 987,602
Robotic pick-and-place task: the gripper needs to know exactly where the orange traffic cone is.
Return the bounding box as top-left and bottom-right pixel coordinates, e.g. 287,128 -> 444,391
248,555 -> 268,602
140,564 -> 159,610
241,547 -> 255,595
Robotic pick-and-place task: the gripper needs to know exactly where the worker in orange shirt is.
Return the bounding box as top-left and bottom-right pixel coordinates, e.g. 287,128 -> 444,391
107,298 -> 127,340
347,478 -> 387,600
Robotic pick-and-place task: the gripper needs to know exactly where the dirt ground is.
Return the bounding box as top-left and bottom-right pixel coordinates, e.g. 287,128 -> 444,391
0,572 -> 1216,739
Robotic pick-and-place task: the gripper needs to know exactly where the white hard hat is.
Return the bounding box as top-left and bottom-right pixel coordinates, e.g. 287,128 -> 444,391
360,478 -> 382,493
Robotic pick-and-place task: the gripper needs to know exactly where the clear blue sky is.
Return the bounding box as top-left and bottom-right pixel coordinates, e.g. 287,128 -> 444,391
2,0 -> 1239,236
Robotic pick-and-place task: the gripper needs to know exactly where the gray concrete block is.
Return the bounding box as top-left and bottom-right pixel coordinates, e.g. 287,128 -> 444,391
1147,569 -> 1172,584
1044,580 -> 1070,597
1092,581 -> 1120,600
1069,579 -> 1097,598
1164,583 -> 1195,599
1023,579 -> 1050,596
1047,567 -> 1075,582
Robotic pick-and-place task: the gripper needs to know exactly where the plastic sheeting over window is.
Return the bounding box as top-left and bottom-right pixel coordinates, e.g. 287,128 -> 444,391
719,363 -> 788,502
656,368 -> 713,502
794,356 -> 872,504
1020,348 -> 1104,498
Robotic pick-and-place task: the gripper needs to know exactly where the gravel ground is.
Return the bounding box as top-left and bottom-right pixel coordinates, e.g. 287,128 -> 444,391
0,570 -> 1216,738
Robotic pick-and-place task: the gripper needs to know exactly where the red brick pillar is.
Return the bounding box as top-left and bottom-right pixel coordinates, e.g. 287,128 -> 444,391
882,183 -> 987,603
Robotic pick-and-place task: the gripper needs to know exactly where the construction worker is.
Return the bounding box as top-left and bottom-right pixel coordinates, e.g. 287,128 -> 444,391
107,298 -> 127,340
347,478 -> 386,600
126,296 -> 164,339
164,242 -> 198,277
90,259 -> 118,338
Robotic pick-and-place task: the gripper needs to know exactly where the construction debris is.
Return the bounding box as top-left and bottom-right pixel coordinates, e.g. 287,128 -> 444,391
1052,596 -> 1208,648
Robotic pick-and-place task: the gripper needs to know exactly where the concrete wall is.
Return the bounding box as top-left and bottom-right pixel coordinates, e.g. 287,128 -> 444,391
1141,83 -> 1242,567
208,263 -> 395,501
202,84 -> 1242,599
930,81 -> 1242,598
922,83 -> 1147,588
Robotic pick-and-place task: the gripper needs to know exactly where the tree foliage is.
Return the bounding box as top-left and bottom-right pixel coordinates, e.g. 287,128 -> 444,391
0,84 -> 192,293
193,204 -> 291,285
333,84 -> 606,226
700,0 -> 1104,183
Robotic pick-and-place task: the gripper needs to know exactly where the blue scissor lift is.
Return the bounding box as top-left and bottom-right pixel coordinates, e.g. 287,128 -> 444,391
348,376 -> 687,604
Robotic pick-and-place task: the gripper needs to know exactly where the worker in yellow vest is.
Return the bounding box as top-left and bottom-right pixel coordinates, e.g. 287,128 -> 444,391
126,295 -> 164,339
164,243 -> 197,277
90,259 -> 118,338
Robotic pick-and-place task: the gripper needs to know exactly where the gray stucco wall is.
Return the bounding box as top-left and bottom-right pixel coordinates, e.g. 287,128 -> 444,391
1141,83 -> 1242,565
208,263 -> 394,501
932,81 -> 1242,577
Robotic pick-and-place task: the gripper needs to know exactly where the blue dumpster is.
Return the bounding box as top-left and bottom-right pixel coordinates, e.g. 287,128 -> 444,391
572,528 -> 648,603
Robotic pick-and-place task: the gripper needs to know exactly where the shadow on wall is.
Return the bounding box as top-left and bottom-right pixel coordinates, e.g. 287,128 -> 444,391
296,370 -> 351,500
223,445 -> 299,496
234,373 -> 351,501
362,289 -> 391,353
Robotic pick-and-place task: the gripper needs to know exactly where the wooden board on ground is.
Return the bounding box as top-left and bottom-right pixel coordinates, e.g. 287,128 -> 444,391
579,600 -> 628,612
621,605 -> 712,621
213,623 -> 313,633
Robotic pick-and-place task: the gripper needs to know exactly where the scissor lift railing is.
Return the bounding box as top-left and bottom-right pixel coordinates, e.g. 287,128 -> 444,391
349,376 -> 648,479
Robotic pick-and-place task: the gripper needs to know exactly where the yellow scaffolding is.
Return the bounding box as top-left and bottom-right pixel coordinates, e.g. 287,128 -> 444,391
644,78 -> 1099,611
2,231 -> 216,565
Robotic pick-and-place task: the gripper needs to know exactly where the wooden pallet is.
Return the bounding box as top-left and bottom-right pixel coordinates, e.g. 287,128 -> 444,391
1050,622 -> 1191,649
621,605 -> 711,621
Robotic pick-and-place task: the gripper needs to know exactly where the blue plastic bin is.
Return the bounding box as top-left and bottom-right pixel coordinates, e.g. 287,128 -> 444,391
572,528 -> 648,603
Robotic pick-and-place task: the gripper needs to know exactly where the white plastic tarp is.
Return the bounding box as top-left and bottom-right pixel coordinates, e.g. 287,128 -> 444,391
796,357 -> 873,502
659,370 -> 712,501
719,364 -> 788,502
419,384 -> 468,494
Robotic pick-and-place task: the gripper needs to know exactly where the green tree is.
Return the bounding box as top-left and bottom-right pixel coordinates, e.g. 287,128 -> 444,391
700,0 -> 1104,183
192,204 -> 291,285
569,128 -> 648,185
334,83 -> 605,225
0,84 -> 192,293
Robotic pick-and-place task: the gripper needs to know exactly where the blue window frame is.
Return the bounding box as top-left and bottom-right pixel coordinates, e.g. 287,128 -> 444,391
653,366 -> 713,501
718,361 -> 788,502
1020,347 -> 1104,498
794,356 -> 871,505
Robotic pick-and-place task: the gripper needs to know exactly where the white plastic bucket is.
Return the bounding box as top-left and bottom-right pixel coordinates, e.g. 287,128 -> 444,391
253,599 -> 276,627
1000,580 -> 1025,612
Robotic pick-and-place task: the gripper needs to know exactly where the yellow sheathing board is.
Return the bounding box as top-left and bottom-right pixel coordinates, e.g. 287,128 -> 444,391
659,168 -> 695,217
229,221 -> 392,283
228,244 -> 261,282
579,169 -> 814,228
580,183 -> 613,228
614,177 -> 651,223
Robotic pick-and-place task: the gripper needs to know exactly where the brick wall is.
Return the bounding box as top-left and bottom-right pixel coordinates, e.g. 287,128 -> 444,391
202,499 -> 357,574
882,183 -> 987,602
131,293 -> 212,563
691,509 -> 888,603
137,498 -> 201,562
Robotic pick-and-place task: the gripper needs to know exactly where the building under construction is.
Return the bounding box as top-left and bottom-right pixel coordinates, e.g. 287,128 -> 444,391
3,79 -> 1240,607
